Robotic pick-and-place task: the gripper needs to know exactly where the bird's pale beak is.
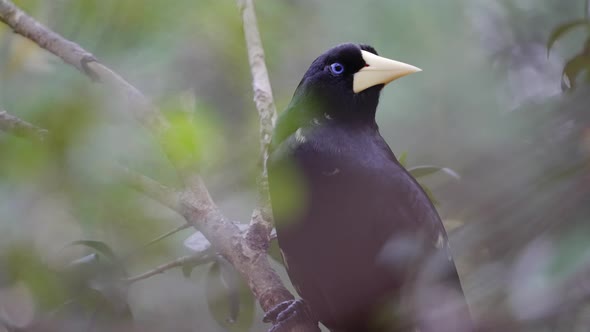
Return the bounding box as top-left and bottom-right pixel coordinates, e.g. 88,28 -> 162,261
353,50 -> 421,93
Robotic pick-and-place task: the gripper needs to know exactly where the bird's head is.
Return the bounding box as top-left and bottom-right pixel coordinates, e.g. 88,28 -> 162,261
289,43 -> 421,122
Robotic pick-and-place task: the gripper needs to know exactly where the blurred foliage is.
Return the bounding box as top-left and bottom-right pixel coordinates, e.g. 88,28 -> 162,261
0,0 -> 590,331
159,93 -> 227,171
206,257 -> 256,331
547,7 -> 590,90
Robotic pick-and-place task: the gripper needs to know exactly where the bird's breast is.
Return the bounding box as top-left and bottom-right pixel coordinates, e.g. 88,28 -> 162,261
269,124 -> 412,328
293,124 -> 395,173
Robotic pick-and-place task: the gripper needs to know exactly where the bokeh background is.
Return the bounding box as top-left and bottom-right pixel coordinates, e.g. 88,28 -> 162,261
1,0 -> 590,331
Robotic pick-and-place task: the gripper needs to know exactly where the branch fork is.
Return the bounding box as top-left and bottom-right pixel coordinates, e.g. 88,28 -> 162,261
0,0 -> 317,330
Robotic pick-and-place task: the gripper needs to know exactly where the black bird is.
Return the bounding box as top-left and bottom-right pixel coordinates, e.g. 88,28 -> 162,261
266,43 -> 473,332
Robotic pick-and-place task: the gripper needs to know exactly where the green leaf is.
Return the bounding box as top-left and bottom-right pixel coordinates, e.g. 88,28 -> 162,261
561,52 -> 590,91
67,240 -> 118,263
68,253 -> 100,267
397,151 -> 408,167
407,165 -> 460,180
218,258 -> 240,323
181,254 -> 215,279
547,19 -> 590,56
1,247 -> 68,308
61,241 -> 131,321
205,259 -> 255,331
268,237 -> 285,267
419,183 -> 439,206
268,161 -> 307,224
158,95 -> 226,170
181,263 -> 195,279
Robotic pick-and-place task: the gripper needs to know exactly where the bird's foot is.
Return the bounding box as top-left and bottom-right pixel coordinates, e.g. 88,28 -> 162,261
263,299 -> 319,332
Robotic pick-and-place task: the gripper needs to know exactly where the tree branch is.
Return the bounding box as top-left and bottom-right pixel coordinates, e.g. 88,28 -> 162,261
0,2 -> 304,330
237,0 -> 277,243
236,1 -> 319,331
0,109 -> 48,141
237,0 -> 277,152
0,0 -> 167,132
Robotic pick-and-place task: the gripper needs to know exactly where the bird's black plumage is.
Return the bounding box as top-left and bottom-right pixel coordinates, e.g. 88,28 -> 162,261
268,43 -> 472,332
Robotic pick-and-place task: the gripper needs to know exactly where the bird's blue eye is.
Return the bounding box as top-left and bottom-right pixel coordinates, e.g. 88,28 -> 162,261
330,63 -> 344,75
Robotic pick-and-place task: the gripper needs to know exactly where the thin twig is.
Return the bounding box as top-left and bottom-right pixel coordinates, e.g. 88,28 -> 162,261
115,165 -> 180,211
237,0 -> 276,252
125,252 -> 214,284
123,223 -> 191,261
236,1 -> 319,331
0,109 -> 48,141
237,0 -> 277,168
138,223 -> 191,251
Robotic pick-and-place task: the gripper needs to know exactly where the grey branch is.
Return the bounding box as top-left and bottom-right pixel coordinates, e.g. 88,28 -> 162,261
0,0 -> 301,327
237,0 -> 277,261
237,0 -> 278,172
237,1 -> 318,331
0,109 -> 48,141
0,0 -> 168,132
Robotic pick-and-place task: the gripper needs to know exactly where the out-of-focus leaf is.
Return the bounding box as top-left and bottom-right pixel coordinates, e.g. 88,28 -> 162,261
1,247 -> 67,309
509,238 -> 557,320
549,228 -> 590,280
6,36 -> 54,76
67,240 -> 118,263
182,263 -> 196,279
408,165 -> 461,180
61,240 -> 131,321
68,253 -> 100,268
206,261 -> 230,328
205,258 -> 255,331
547,19 -> 590,55
0,282 -> 36,328
184,231 -> 212,253
181,253 -> 215,279
397,151 -> 408,167
419,183 -> 439,206
537,161 -> 589,189
268,161 -> 307,224
562,51 -> 590,91
268,237 -> 284,267
219,258 -> 240,324
159,95 -> 226,170
0,135 -> 51,182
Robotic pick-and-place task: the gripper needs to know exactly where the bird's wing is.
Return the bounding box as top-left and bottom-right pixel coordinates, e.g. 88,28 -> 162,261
371,134 -> 462,284
371,136 -> 472,330
269,128 -> 472,330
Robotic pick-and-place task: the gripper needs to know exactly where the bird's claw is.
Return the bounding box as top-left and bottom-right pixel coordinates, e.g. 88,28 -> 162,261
263,300 -> 294,323
264,299 -> 316,332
